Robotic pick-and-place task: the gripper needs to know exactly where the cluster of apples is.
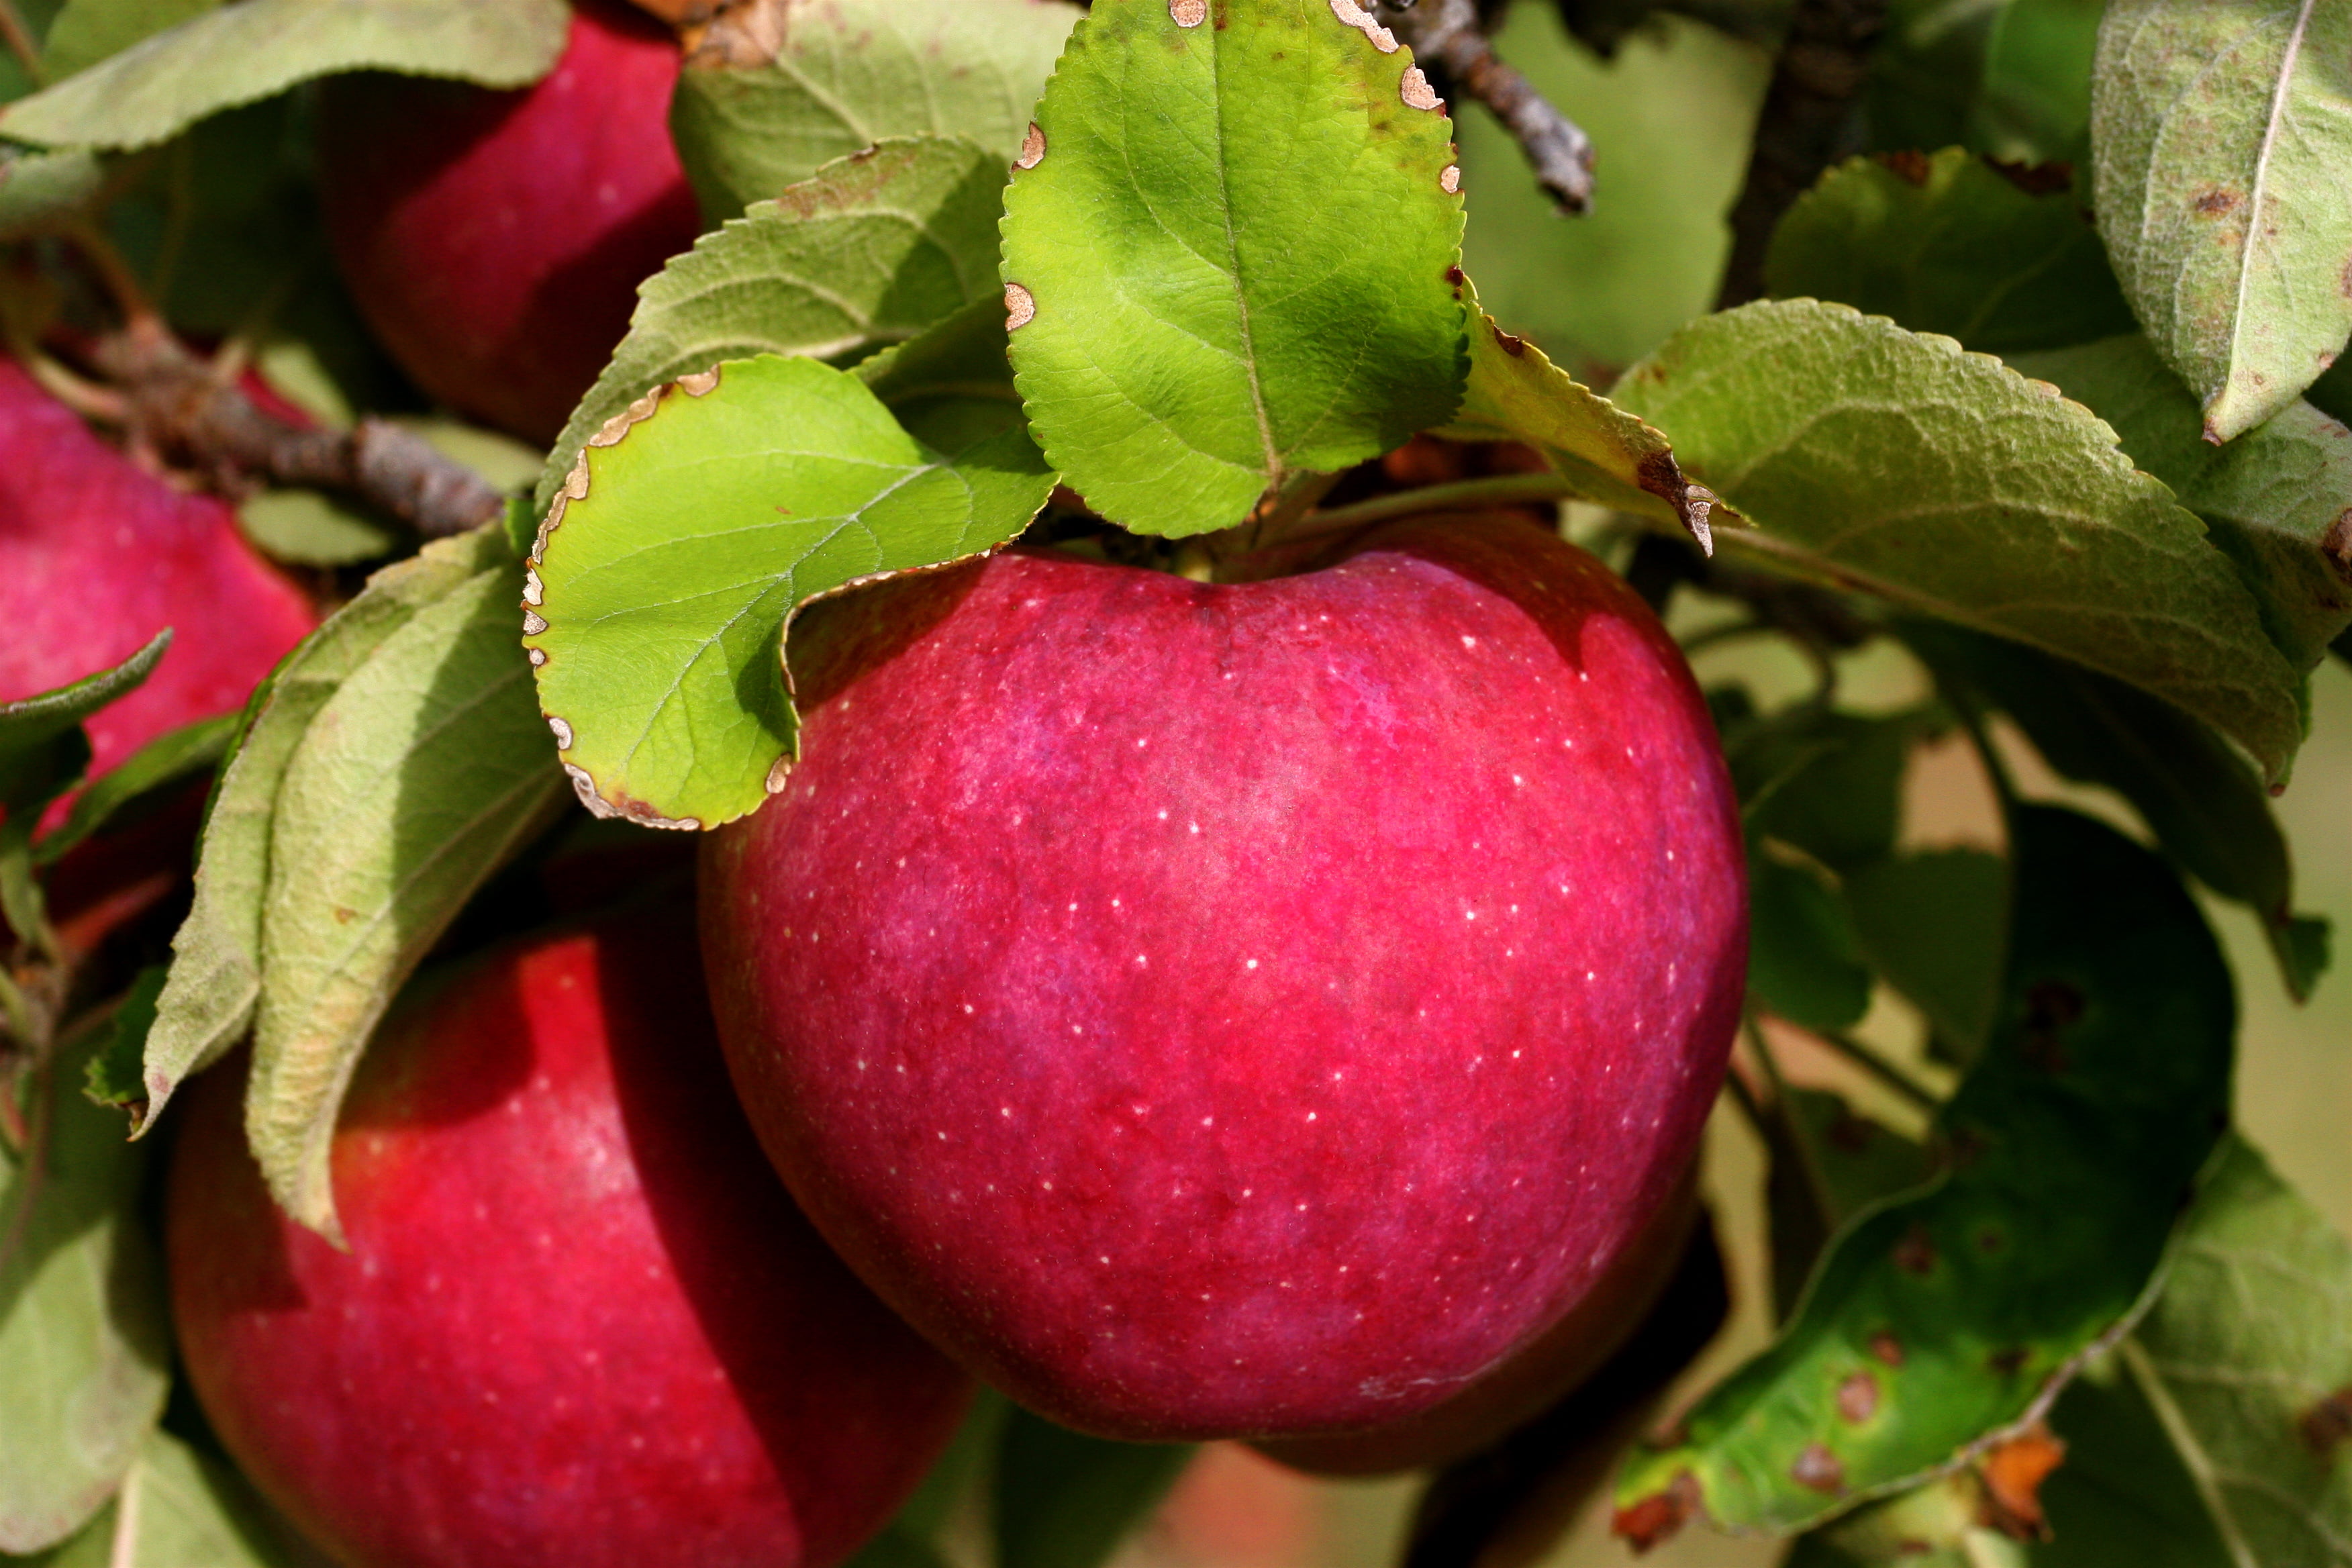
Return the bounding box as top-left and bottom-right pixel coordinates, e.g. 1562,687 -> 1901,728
5,5 -> 1749,1564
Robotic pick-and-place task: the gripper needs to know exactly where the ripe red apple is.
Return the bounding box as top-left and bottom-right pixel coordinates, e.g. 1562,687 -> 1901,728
168,897 -> 973,1568
700,513 -> 1747,1442
0,354 -> 316,785
316,0 -> 702,446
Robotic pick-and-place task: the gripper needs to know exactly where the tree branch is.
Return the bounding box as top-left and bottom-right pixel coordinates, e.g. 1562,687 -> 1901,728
86,323 -> 504,538
1387,0 -> 1596,213
1714,0 -> 1890,309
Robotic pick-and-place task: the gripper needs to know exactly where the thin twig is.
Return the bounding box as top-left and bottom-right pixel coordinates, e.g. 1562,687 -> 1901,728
1387,0 -> 1596,213
1808,1026 -> 1943,1110
1269,472 -> 1576,541
1714,0 -> 1892,309
0,0 -> 42,87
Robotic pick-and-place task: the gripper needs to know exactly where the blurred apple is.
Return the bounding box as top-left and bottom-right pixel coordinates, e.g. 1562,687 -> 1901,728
702,514 -> 1747,1442
316,0 -> 701,446
168,897 -> 971,1568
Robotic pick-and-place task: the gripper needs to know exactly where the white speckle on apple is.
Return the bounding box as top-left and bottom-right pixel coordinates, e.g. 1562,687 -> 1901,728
1246,958 -> 1259,969
963,1003 -> 974,1013
1461,635 -> 1477,649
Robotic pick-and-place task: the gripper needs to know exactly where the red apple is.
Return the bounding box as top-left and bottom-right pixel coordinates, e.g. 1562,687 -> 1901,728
0,354 -> 316,785
168,897 -> 973,1568
700,514 -> 1747,1442
315,0 -> 702,446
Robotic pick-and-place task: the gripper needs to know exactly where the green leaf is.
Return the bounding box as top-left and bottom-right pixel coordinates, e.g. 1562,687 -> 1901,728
998,0 -> 1467,538
0,1035 -> 170,1553
12,1427 -> 307,1567
1614,807 -> 2233,1540
138,528 -> 513,1138
248,551 -> 569,1240
2107,1135 -> 2352,1566
1435,273 -> 1716,547
236,490 -> 400,568
1738,709 -> 1934,875
536,135 -> 1012,515
1843,850 -> 2009,1064
1969,0 -> 2102,165
2032,1355 -> 2236,1568
0,0 -> 569,152
669,0 -> 1076,224
853,293 -> 1029,451
2090,0 -> 2352,442
1765,150 -> 2136,354
2012,333 -> 2352,673
84,967 -> 167,1112
0,146 -> 105,241
525,353 -> 1055,831
39,0 -> 222,82
993,1405 -> 1191,1568
1866,0 -> 1997,162
0,630 -> 168,759
1765,1087 -> 1935,1323
32,713 -> 235,868
1749,852 -> 1874,1034
1900,618 -> 2325,1000
1610,299 -> 2306,784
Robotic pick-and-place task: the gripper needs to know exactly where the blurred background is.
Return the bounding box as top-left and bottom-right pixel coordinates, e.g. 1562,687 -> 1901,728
1047,7 -> 2352,1563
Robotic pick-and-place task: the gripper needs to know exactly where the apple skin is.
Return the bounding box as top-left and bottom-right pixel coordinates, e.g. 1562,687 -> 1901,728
0,354 -> 316,784
700,513 -> 1747,1443
167,899 -> 973,1568
316,0 -> 701,446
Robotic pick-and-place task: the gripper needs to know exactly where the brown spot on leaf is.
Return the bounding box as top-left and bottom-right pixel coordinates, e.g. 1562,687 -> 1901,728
1492,324 -> 1528,357
2340,254 -> 2352,300
1169,0 -> 1206,25
1792,1443 -> 1846,1494
332,905 -> 359,925
1984,158 -> 2073,196
1875,150 -> 1931,187
1894,1223 -> 1937,1275
1868,1330 -> 1905,1367
1979,1425 -> 2067,1538
2300,1387 -> 2352,1457
2021,979 -> 2084,1072
1988,1346 -> 2030,1378
1015,123 -> 1045,170
1446,265 -> 1466,287
2192,188 -> 2241,217
2325,511 -> 2352,583
1614,1471 -> 1702,1552
1976,1225 -> 2007,1255
1836,1372 -> 1879,1422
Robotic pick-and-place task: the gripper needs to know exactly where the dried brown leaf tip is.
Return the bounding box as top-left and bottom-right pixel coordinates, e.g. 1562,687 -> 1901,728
1612,1469 -> 1702,1553
1005,283 -> 1037,332
1977,1424 -> 2066,1539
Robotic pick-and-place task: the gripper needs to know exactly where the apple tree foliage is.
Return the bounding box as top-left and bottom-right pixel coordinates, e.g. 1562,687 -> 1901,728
1,0 -> 2349,1564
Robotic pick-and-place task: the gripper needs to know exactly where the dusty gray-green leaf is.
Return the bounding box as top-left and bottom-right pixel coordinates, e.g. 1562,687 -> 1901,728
526,353 -> 1055,830
138,529 -> 508,1138
39,0 -> 222,81
237,490 -> 399,568
999,0 -> 1467,538
0,0 -> 569,152
852,293 -> 1027,452
537,135 -> 1010,513
2091,0 -> 2352,441
34,712 -> 236,867
249,558 -> 568,1240
1766,1088 -> 1934,1322
20,1427 -> 306,1567
1610,300 -> 2305,783
670,0 -> 1077,224
1616,807 -> 2233,1541
85,967 -> 167,1112
1436,273 -> 1716,548
2114,1134 -> 2352,1567
1765,150 -> 2135,354
0,146 -> 105,240
1900,616 -> 2325,1000
2012,333 -> 2352,673
0,1037 -> 170,1553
